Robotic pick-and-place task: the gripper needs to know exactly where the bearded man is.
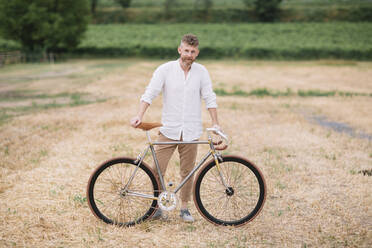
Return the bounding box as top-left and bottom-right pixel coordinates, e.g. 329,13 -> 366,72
130,34 -> 221,222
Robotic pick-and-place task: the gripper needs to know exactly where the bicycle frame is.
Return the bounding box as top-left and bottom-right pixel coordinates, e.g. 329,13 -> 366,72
124,130 -> 228,200
87,123 -> 266,227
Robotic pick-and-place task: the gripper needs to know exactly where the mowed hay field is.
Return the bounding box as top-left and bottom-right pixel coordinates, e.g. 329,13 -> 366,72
0,59 -> 371,247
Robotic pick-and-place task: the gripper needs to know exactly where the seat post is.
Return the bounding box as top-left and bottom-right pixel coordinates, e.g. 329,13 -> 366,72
146,131 -> 152,143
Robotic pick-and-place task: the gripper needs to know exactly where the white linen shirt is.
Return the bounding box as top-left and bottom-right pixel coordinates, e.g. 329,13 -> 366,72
140,59 -> 217,141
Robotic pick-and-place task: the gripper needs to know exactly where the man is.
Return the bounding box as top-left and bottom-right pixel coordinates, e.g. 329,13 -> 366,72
130,34 -> 221,222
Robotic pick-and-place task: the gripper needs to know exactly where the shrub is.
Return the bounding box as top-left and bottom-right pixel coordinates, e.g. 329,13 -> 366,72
244,0 -> 282,22
255,0 -> 282,22
91,6 -> 372,24
164,0 -> 178,18
0,0 -> 90,52
115,0 -> 131,8
91,0 -> 98,14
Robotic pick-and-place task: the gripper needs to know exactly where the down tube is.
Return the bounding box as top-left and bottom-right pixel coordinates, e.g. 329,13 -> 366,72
174,151 -> 212,194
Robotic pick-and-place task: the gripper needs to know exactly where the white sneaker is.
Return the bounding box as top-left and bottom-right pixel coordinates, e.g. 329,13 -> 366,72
180,209 -> 194,222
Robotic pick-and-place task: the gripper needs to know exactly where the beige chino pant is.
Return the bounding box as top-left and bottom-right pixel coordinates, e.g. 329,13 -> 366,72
153,132 -> 198,203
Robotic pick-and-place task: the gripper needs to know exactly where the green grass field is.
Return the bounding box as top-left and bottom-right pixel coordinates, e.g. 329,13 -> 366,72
76,23 -> 372,60
1,23 -> 372,59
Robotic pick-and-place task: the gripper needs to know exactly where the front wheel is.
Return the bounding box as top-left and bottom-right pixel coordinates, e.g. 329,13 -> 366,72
86,157 -> 159,227
194,155 -> 266,226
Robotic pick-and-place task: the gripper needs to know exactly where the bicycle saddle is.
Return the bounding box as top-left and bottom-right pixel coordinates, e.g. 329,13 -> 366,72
137,122 -> 162,131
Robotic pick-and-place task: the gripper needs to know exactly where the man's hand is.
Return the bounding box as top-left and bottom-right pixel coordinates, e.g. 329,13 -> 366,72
130,116 -> 142,128
131,101 -> 150,128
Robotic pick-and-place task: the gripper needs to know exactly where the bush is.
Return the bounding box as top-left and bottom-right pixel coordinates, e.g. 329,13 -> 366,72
0,0 -> 90,52
164,0 -> 178,18
91,5 -> 372,24
93,8 -> 255,24
115,0 -> 131,8
248,0 -> 283,22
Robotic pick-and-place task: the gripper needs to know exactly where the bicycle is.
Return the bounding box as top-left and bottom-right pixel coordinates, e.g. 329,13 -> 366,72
87,122 -> 266,227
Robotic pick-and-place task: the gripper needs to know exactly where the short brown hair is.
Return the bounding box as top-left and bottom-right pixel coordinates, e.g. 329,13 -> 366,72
181,34 -> 199,47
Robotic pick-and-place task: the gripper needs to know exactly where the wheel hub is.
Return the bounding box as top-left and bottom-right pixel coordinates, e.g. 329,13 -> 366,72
225,187 -> 234,196
118,188 -> 127,197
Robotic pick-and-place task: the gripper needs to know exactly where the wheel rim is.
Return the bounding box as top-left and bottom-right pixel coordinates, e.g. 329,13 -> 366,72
197,160 -> 264,224
90,161 -> 157,226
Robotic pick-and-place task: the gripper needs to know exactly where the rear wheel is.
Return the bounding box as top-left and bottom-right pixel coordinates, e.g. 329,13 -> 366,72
87,157 -> 159,227
194,155 -> 266,226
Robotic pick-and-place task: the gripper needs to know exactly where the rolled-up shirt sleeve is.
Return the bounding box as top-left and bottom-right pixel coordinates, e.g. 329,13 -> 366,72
200,67 -> 217,109
140,66 -> 165,104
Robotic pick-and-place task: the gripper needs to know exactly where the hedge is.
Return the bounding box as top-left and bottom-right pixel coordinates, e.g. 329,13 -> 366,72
92,6 -> 372,24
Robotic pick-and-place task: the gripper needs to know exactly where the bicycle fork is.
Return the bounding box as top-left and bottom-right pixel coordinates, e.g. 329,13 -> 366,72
212,150 -> 232,194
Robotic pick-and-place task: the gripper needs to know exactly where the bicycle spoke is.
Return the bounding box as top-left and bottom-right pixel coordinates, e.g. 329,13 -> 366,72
195,157 -> 265,225
107,166 -> 120,188
209,167 -> 224,185
88,158 -> 158,226
216,196 -> 230,219
221,162 -> 232,185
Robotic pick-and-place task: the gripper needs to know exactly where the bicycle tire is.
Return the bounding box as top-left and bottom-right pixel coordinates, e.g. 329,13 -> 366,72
194,155 -> 266,226
87,157 -> 159,227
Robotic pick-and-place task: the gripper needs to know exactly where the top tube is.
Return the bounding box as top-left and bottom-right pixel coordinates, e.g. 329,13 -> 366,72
138,122 -> 229,147
152,140 -> 210,145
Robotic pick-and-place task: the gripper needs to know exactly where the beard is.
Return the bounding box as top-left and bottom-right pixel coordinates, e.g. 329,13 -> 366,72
181,56 -> 195,65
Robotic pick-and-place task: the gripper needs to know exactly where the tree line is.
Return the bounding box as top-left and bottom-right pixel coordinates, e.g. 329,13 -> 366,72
91,0 -> 282,22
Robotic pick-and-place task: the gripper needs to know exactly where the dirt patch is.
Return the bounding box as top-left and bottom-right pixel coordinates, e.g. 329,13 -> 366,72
304,113 -> 372,141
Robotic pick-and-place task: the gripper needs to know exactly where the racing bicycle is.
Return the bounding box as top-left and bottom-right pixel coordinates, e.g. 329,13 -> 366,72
87,122 -> 266,226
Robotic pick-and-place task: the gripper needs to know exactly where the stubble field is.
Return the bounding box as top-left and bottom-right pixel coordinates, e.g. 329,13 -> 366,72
0,59 -> 371,247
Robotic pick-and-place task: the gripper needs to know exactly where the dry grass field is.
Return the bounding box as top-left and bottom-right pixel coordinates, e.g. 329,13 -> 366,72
0,59 -> 371,247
